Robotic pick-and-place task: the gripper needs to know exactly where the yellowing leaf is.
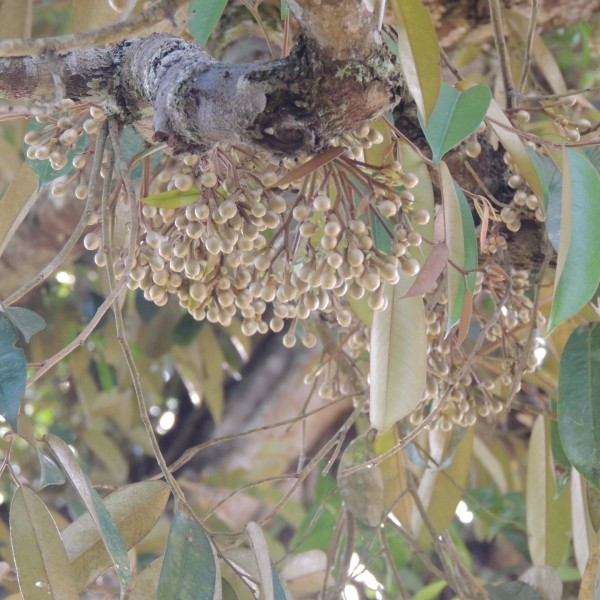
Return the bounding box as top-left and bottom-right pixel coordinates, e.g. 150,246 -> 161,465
571,470 -> 595,576
10,486 -> 79,600
370,280 -> 427,433
375,428 -> 412,526
81,430 -> 129,484
128,557 -> 163,600
61,480 -> 169,589
440,162 -> 477,334
391,0 -> 441,124
412,428 -> 474,544
580,527 -> 600,600
526,416 -> 571,567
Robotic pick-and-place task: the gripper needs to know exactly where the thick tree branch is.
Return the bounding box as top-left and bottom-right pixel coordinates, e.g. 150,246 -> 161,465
0,30 -> 401,155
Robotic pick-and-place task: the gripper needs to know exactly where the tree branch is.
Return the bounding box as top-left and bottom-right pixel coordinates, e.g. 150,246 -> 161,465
0,1 -> 401,155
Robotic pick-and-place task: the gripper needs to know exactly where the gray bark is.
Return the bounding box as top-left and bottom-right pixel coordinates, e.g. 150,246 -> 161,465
0,1 -> 402,155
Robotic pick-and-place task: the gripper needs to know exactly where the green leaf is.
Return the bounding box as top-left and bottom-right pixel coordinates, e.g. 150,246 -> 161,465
337,432 -> 384,528
547,148 -> 600,333
280,0 -> 288,19
486,581 -> 544,600
412,580 -> 447,600
525,416 -> 571,567
440,163 -> 477,333
10,486 -> 79,600
188,0 -> 228,46
142,188 -> 201,209
45,434 -> 131,596
390,0 -> 441,125
370,279 -> 427,432
1,306 -> 46,343
61,481 -> 169,590
23,118 -> 87,188
157,509 -> 221,600
0,316 -> 26,429
558,324 -> 600,489
419,82 -> 491,165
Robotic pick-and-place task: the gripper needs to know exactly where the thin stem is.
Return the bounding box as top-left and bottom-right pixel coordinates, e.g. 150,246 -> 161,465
3,124 -> 107,307
489,0 -> 515,108
516,0 -> 539,98
0,0 -> 189,57
106,117 -> 187,506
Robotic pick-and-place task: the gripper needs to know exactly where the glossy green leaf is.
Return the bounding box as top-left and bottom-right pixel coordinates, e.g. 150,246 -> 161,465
1,306 -> 46,343
526,416 -> 571,567
558,323 -> 600,489
0,316 -> 26,429
391,0 -> 441,124
188,0 -> 228,46
547,148 -> 600,333
142,188 -> 202,209
45,434 -> 131,596
157,509 -> 221,600
440,162 -> 477,334
419,82 -> 491,165
61,481 -> 169,589
369,279 -> 427,433
10,486 -> 79,600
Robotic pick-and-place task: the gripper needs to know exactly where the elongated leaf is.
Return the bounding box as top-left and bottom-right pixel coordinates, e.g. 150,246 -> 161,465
412,428 -> 474,544
270,146 -> 344,189
157,509 -> 221,600
128,557 -> 163,600
81,430 -> 128,483
338,432 -> 384,527
420,82 -> 491,165
486,581 -> 543,600
370,280 -> 427,432
1,306 -> 46,343
580,527 -> 600,599
0,162 -> 38,260
62,481 -> 169,589
391,0 -> 441,124
558,323 -> 600,488
45,434 -> 131,595
142,188 -> 201,208
10,486 -> 79,600
375,428 -> 412,527
547,149 -> 600,332
485,99 -> 545,203
440,163 -> 477,334
246,522 -> 288,600
0,316 -> 26,429
526,416 -> 571,567
189,0 -> 229,46
571,470 -> 595,576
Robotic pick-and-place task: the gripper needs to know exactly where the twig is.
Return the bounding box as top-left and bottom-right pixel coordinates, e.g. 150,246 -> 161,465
3,123 -> 107,307
0,0 -> 188,57
106,116 -> 187,506
489,0 -> 515,108
516,0 -> 539,99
